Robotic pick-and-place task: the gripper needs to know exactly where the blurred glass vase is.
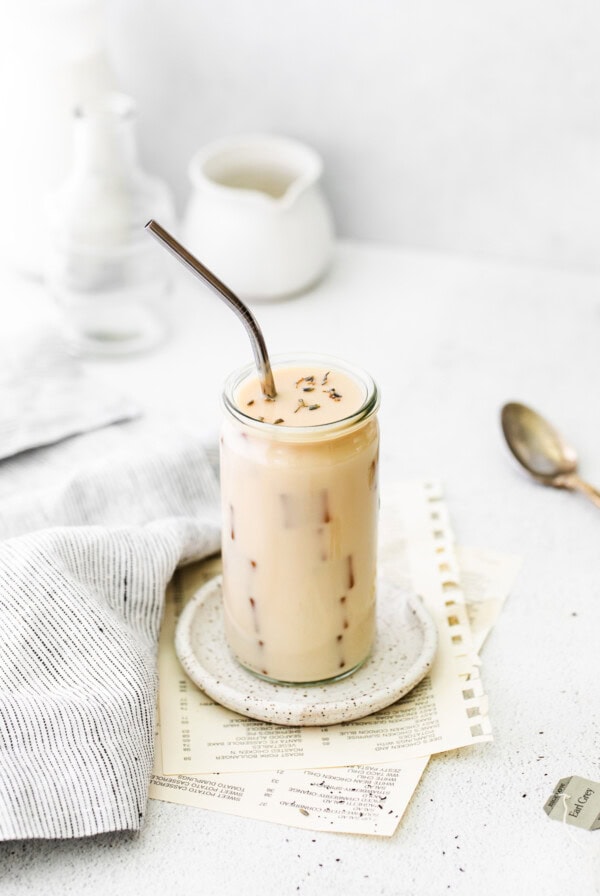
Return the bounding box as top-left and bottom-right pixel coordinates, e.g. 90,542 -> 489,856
46,93 -> 175,355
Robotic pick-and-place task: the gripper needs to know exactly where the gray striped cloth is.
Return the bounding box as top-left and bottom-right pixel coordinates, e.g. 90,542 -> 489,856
0,330 -> 221,840
0,326 -> 139,460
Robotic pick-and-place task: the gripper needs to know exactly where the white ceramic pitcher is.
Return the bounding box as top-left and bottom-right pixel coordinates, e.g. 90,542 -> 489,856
182,134 -> 334,301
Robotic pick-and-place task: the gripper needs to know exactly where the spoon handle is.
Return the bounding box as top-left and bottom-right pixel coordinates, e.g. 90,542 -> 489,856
563,474 -> 600,510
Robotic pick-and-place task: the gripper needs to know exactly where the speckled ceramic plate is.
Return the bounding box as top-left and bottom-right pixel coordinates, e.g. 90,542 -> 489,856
175,575 -> 437,727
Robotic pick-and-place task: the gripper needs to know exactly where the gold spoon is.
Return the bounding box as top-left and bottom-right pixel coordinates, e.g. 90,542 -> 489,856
501,401 -> 600,509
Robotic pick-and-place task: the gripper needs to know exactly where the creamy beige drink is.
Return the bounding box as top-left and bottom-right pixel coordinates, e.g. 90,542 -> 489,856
220,355 -> 379,684
235,364 -> 367,427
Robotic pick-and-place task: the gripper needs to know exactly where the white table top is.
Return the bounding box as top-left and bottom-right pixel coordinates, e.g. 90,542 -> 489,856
1,241 -> 599,895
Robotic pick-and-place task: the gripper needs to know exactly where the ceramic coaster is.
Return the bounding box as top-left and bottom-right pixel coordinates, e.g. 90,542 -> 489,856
175,575 -> 437,727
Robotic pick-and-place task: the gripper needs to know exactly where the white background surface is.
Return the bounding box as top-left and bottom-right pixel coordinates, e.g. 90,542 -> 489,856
104,0 -> 600,270
0,242 -> 599,894
2,1 -> 600,272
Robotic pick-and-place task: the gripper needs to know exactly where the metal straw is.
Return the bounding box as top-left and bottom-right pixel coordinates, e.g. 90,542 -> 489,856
145,220 -> 277,399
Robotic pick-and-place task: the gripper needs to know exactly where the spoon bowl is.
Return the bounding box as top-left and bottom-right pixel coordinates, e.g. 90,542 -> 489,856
500,401 -> 600,508
501,402 -> 577,481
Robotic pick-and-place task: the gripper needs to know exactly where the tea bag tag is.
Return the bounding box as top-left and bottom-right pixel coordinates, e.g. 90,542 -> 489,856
544,776 -> 600,831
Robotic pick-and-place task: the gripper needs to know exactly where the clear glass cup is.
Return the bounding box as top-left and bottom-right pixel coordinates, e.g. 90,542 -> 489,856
220,354 -> 380,684
47,240 -> 170,355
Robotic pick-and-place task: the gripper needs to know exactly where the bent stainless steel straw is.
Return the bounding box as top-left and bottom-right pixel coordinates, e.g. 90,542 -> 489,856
145,220 -> 277,399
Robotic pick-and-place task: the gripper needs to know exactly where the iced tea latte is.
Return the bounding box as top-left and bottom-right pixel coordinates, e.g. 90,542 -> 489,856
220,355 -> 379,684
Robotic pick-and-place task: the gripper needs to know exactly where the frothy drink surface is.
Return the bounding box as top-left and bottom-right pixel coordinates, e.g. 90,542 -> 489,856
235,365 -> 366,426
221,361 -> 378,683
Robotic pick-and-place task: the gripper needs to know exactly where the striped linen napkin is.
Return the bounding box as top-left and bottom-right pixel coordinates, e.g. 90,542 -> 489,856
0,331 -> 221,840
0,326 -> 139,461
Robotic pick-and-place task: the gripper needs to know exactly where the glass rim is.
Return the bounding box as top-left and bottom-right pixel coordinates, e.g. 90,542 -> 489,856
222,353 -> 379,440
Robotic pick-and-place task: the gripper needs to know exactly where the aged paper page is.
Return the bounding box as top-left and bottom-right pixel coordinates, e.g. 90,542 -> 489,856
150,539 -> 521,835
458,546 -> 523,653
158,481 -> 489,775
151,734 -> 429,837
